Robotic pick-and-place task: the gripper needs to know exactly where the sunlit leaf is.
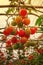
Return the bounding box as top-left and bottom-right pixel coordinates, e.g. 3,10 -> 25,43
6,8 -> 14,14
35,15 -> 43,26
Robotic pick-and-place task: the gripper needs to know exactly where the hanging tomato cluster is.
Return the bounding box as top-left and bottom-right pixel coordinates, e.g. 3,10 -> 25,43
11,8 -> 30,27
2,8 -> 37,49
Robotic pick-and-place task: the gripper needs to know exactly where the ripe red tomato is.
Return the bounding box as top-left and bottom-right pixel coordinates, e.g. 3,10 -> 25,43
36,48 -> 43,54
6,40 -> 12,47
11,36 -> 18,44
19,9 -> 27,17
30,27 -> 37,34
3,26 -> 14,36
18,29 -> 25,37
28,55 -> 33,60
16,30 -> 19,35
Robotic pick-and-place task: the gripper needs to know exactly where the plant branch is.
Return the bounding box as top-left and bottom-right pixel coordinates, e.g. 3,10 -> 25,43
0,13 -> 39,17
0,5 -> 43,8
31,6 -> 43,13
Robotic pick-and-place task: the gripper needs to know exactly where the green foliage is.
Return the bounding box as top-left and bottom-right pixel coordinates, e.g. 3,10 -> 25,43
14,43 -> 24,49
40,26 -> 43,31
30,52 -> 39,65
6,8 -> 14,14
14,43 -> 19,49
26,41 -> 36,47
35,15 -> 43,26
38,53 -> 43,65
35,15 -> 43,31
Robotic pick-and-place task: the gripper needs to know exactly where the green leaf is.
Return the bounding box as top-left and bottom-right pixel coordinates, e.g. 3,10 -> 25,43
19,43 -> 24,49
40,27 -> 43,31
6,9 -> 11,14
6,8 -> 14,14
38,53 -> 43,65
35,15 -> 43,26
14,43 -> 19,49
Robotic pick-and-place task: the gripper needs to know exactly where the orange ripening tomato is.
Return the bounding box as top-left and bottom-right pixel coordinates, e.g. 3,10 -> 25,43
23,18 -> 30,25
20,37 -> 28,44
15,16 -> 22,24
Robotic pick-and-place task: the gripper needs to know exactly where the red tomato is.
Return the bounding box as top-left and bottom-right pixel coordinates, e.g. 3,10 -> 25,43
30,27 -> 37,34
6,40 -> 12,47
36,48 -> 43,54
3,26 -> 14,36
19,9 -> 27,17
18,29 -> 25,37
11,36 -> 18,44
28,55 -> 33,60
